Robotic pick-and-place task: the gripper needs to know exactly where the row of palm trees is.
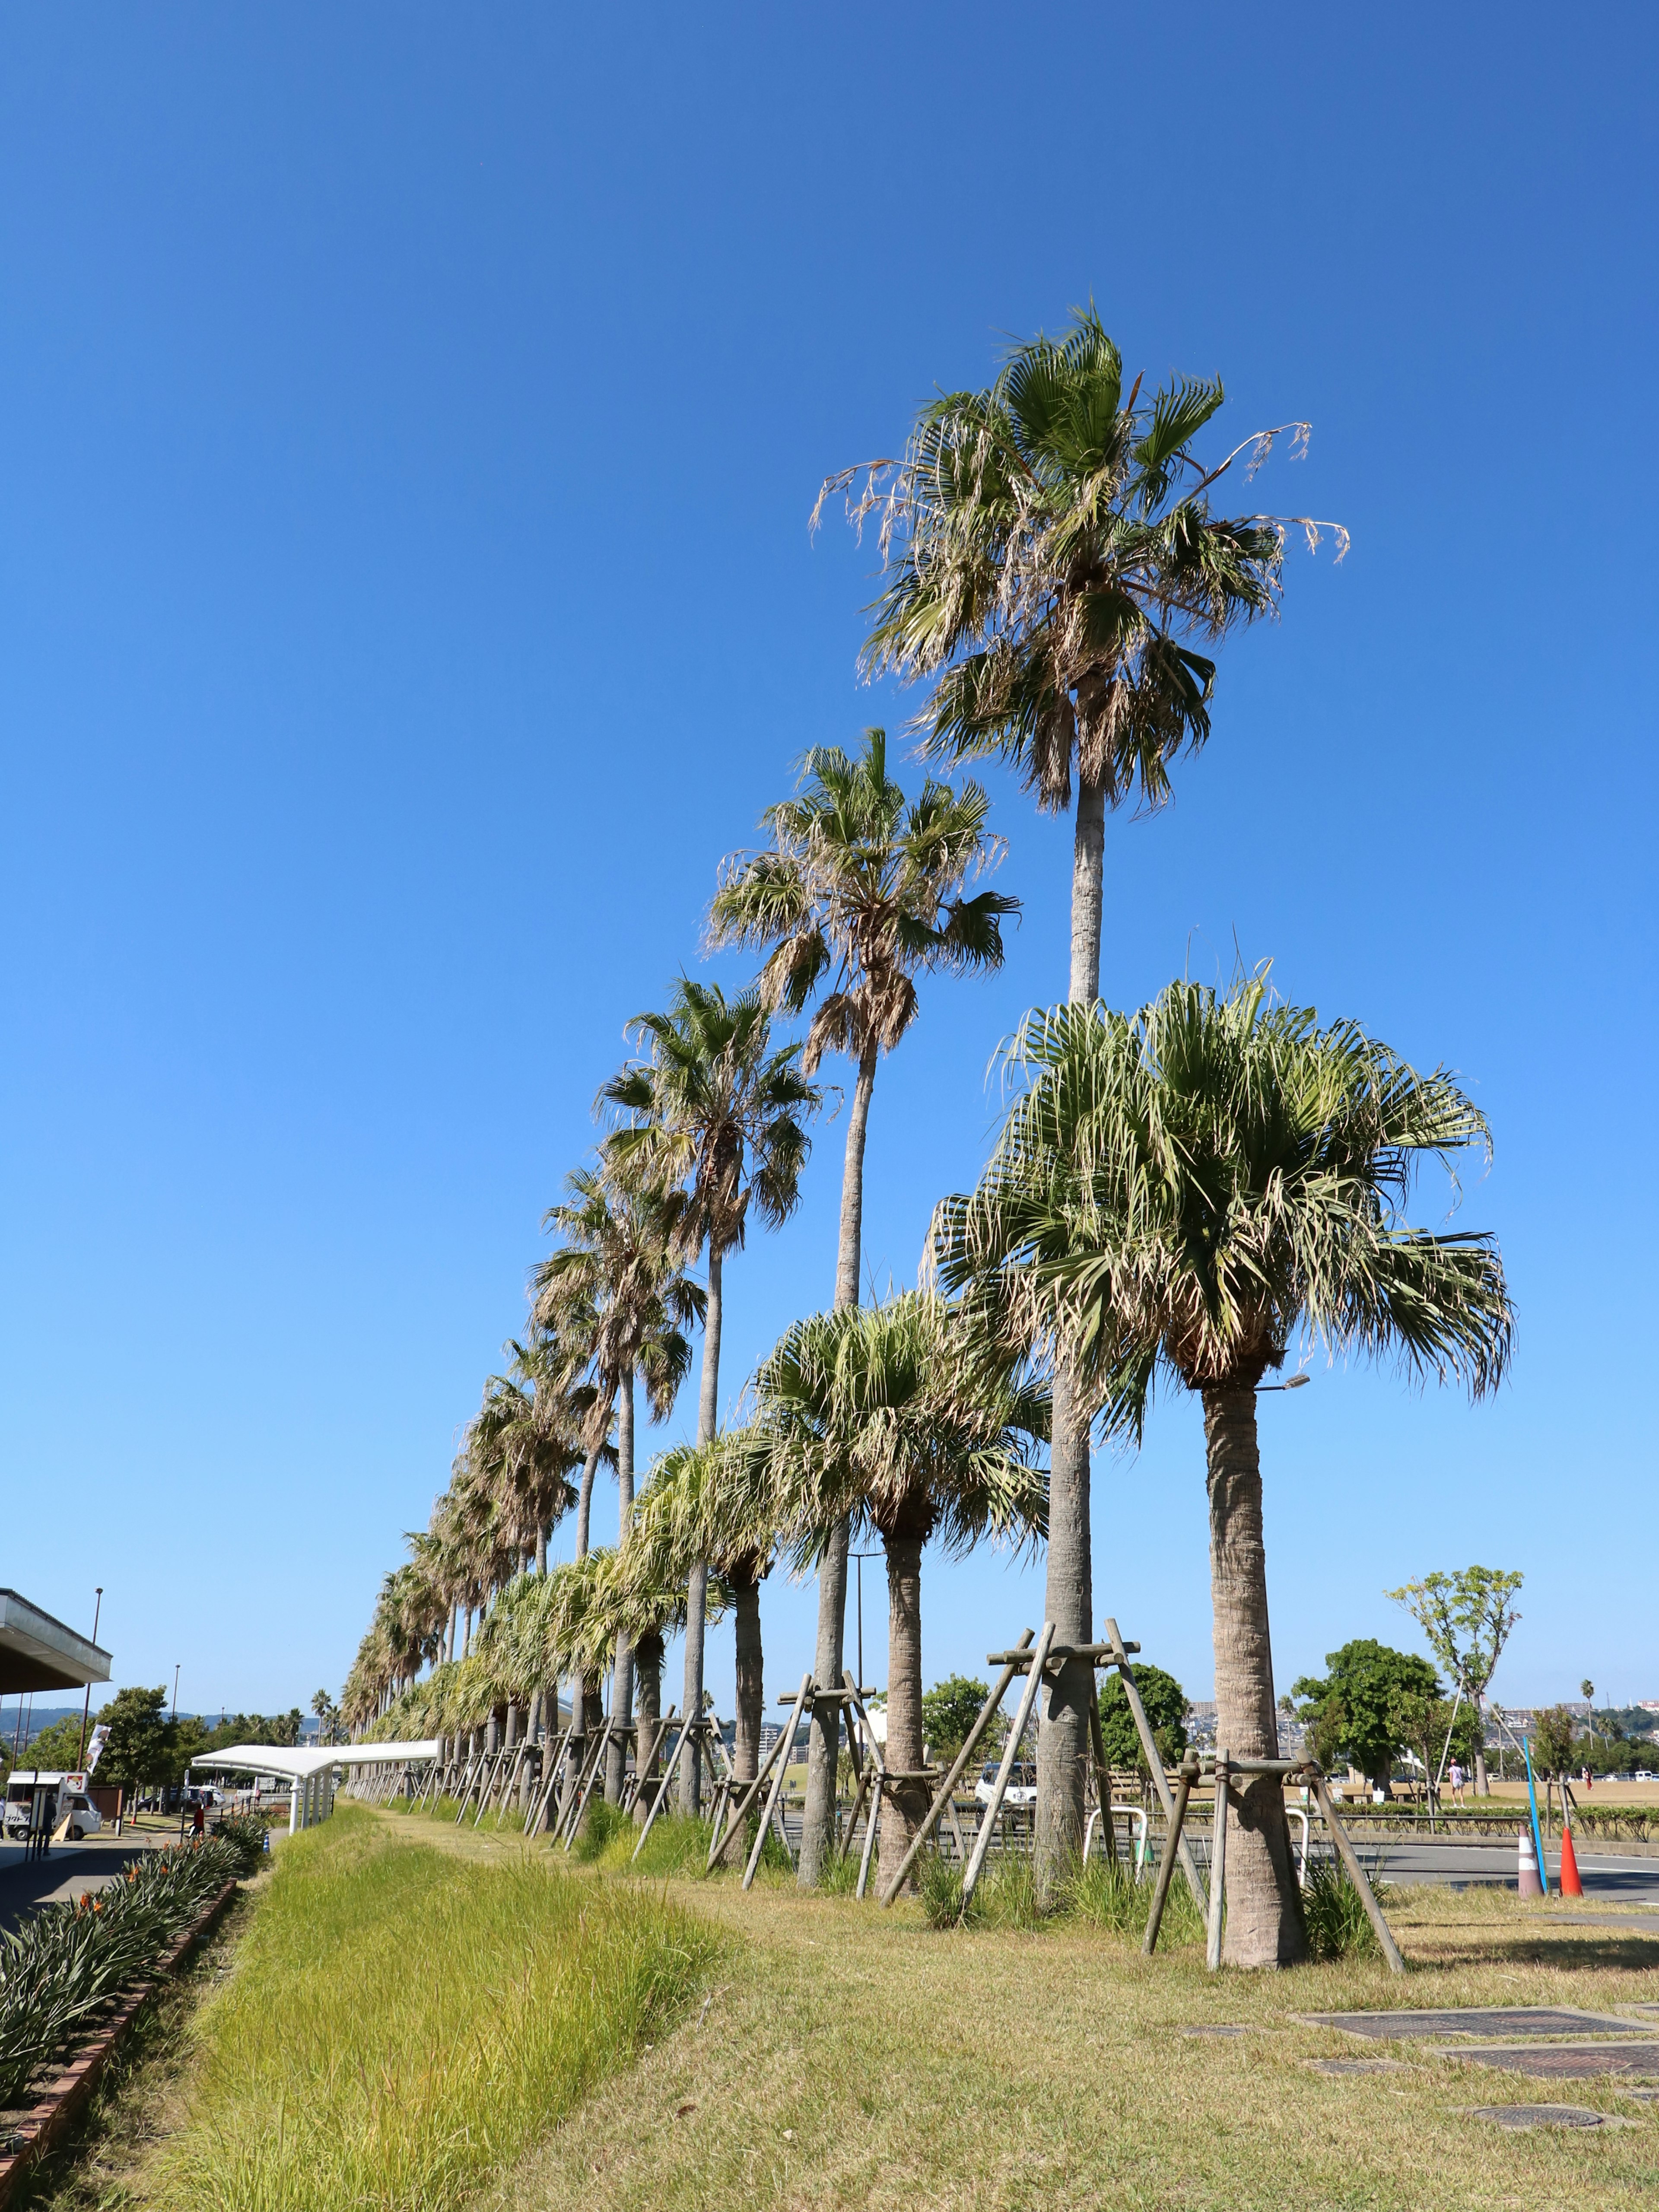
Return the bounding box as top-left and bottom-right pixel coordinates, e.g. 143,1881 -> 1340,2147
344,307 -> 1513,1965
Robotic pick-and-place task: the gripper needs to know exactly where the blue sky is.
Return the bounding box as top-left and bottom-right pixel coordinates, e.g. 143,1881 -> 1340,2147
2,8 -> 1653,1725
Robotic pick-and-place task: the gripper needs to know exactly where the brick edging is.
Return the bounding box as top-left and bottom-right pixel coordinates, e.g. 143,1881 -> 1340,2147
0,1876 -> 242,2206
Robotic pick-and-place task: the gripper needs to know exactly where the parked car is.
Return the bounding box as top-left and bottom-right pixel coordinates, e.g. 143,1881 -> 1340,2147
975,1761 -> 1038,1809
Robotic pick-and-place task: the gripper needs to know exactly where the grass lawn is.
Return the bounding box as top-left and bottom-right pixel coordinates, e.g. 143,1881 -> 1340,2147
42,1801 -> 1659,2211
126,1801 -> 716,2211
462,1820 -> 1659,2212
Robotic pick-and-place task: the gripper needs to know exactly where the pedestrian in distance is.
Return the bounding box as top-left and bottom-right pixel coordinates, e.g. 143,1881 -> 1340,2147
1448,1759 -> 1466,1808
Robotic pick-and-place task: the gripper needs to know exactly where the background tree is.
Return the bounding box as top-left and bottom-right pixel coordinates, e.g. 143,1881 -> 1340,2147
89,1687 -> 179,1798
1291,1641 -> 1443,1791
1386,1565 -> 1523,1795
604,977 -> 820,1814
921,1675 -> 994,1768
709,726 -> 1016,1882
826,315 -> 1329,1880
936,974 -> 1513,1956
1098,1663 -> 1188,1779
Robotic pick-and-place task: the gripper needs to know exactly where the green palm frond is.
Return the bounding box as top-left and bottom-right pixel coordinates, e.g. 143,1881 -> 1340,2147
932,976 -> 1514,1433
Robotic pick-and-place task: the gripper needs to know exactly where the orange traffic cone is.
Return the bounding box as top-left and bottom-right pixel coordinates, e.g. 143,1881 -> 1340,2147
1559,1823 -> 1584,1897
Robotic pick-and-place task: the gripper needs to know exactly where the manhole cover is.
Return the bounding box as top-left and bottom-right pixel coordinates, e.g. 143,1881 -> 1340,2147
1300,2007 -> 1637,2041
1446,2041 -> 1659,2080
1180,2024 -> 1251,2039
1468,2104 -> 1608,2130
1306,2057 -> 1409,2077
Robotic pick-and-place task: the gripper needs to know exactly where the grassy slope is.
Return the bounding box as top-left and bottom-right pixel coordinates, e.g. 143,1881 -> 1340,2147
137,1802 -> 716,2212
453,1837 -> 1659,2212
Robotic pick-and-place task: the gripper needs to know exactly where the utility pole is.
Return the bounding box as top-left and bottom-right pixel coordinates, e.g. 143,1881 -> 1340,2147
75,1587 -> 104,1771
171,1665 -> 181,1722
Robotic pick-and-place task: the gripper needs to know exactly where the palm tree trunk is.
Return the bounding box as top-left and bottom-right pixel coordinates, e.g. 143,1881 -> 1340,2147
800,1048 -> 876,1885
875,1535 -> 928,1898
1203,1385 -> 1305,1967
1034,1352 -> 1093,1901
535,1523 -> 548,1576
605,1366 -> 637,1805
575,1443 -> 601,1561
1069,772 -> 1106,1004
633,1632 -> 664,1824
680,1245 -> 722,1816
732,1569 -> 764,1783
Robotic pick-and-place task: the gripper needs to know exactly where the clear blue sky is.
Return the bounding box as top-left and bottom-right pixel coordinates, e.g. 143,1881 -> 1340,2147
3,8 -> 1653,1726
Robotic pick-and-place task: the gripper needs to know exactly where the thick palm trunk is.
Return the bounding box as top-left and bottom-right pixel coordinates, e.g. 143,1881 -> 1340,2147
680,1247 -> 722,1816
535,1523 -> 548,1576
632,1632 -> 664,1824
875,1535 -> 928,1897
605,1366 -> 636,1805
799,1048 -> 876,1886
1034,1353 -> 1093,1900
732,1570 -> 764,1783
1203,1385 -> 1305,1967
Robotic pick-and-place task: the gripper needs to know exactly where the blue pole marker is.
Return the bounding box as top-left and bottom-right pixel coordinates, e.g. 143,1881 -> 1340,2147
1520,1734 -> 1550,1896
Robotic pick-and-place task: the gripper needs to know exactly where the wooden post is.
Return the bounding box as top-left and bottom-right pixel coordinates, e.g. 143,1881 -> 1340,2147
742,1675 -> 812,1892
841,1672 -> 890,1901
708,1707 -> 799,1872
878,1630 -> 1035,1908
1307,1767 -> 1406,1975
558,1729 -> 610,1850
628,1709 -> 684,1862
1205,1753 -> 1229,1971
1103,1617 -> 1207,1914
1142,1756 -> 1196,1955
960,1622 -> 1056,1917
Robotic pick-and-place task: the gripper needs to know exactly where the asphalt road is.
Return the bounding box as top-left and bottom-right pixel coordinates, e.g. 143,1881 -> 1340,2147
0,1835 -> 158,1934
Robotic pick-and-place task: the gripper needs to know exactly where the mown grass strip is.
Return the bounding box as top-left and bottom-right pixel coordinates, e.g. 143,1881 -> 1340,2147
150,1803 -> 717,2212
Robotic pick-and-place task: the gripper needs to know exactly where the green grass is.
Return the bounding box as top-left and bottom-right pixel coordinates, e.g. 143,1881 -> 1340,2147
146,1802 -> 717,2212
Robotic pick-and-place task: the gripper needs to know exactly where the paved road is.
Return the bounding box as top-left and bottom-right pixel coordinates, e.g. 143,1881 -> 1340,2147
1342,1839 -> 1659,1906
0,1836 -> 158,1934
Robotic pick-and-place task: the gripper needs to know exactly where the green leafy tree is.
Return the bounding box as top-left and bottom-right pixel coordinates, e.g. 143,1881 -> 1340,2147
921,1675 -> 993,1767
94,1687 -> 179,1793
1099,1665 -> 1188,1775
935,972 -> 1513,1960
1291,1642 -> 1443,1789
1385,1565 -> 1522,1795
19,1715 -> 90,1772
1530,1705 -> 1580,1783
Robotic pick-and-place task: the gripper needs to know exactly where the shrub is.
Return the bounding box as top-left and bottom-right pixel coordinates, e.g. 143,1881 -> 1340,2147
1302,1858 -> 1392,1961
0,1836 -> 245,2108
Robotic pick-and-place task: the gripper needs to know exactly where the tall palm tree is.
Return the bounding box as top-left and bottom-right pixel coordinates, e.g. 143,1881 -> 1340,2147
756,1294 -> 1047,1897
603,977 -> 820,1812
534,1162 -> 701,1800
823,309 -> 1331,1874
934,975 -> 1512,1956
707,728 -> 1018,1879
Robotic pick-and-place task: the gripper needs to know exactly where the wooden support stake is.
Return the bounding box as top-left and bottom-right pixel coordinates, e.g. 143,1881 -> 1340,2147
878,1630 -> 1035,1908
1308,1767 -> 1406,1975
1206,1752 -> 1230,1972
1142,1756 -> 1196,1955
1103,1616 -> 1207,1915
559,1730 -> 609,1850
708,1711 -> 798,1872
628,1708 -> 684,1862
742,1675 -> 811,1892
959,1622 -> 1056,1918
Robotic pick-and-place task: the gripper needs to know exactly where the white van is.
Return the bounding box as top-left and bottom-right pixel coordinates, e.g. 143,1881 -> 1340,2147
3,1772 -> 105,1840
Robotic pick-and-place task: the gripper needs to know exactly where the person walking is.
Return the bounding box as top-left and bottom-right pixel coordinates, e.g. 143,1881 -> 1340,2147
1448,1759 -> 1466,1808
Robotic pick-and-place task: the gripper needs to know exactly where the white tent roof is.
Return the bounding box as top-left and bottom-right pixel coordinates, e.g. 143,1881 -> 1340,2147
340,1740 -> 439,1765
190,1743 -> 343,1780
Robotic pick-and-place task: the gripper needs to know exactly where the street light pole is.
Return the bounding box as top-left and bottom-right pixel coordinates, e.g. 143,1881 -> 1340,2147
171,1665 -> 180,1723
75,1587 -> 104,1772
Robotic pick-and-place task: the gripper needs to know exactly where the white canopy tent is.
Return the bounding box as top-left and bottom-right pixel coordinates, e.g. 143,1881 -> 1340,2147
190,1740 -> 439,1834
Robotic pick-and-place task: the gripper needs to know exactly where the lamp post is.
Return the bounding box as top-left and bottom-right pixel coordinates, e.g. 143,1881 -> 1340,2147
75,1587 -> 104,1772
